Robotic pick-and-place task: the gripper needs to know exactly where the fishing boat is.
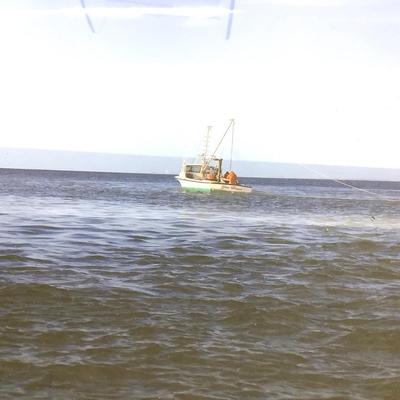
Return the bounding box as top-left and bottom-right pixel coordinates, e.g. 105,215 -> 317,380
176,119 -> 252,193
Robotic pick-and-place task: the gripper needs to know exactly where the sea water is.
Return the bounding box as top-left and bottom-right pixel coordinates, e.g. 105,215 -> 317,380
1,169 -> 399,399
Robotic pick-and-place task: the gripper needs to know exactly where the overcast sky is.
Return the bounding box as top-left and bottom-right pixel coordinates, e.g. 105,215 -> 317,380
1,0 -> 400,170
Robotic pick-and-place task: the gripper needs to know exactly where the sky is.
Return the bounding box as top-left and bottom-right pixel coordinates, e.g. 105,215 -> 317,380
1,0 -> 400,171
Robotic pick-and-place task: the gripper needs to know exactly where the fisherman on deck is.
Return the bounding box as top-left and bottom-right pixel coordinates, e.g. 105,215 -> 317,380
223,170 -> 238,185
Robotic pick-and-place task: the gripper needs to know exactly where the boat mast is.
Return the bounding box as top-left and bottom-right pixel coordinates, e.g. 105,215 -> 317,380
229,119 -> 234,170
201,125 -> 212,164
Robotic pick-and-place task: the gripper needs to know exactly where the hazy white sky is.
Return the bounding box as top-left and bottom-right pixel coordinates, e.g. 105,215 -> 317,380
1,0 -> 400,169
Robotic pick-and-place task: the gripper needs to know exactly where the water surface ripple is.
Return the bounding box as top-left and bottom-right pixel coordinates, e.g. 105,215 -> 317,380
1,169 -> 400,399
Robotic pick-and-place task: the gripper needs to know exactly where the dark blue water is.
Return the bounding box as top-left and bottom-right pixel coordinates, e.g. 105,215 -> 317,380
1,169 -> 400,399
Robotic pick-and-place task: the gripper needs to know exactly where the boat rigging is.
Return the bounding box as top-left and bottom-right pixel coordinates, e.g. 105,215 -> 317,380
175,119 -> 252,193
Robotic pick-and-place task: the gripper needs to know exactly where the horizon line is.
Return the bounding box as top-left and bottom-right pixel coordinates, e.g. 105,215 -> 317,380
1,146 -> 400,172
1,166 -> 400,183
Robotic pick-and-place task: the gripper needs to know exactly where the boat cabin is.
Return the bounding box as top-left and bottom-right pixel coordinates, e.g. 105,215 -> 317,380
180,158 -> 223,182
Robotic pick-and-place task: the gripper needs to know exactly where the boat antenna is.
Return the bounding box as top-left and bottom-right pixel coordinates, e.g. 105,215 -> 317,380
211,118 -> 234,159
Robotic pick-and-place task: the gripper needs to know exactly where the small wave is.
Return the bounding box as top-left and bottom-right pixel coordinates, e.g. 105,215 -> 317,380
0,283 -> 71,299
0,254 -> 42,263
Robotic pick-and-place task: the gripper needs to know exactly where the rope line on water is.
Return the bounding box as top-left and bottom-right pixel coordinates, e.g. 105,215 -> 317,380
298,163 -> 399,203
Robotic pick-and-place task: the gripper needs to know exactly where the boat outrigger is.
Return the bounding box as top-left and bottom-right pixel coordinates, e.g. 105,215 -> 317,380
176,119 -> 252,193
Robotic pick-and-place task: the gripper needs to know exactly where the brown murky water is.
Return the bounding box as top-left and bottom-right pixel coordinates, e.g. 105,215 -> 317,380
1,169 -> 400,399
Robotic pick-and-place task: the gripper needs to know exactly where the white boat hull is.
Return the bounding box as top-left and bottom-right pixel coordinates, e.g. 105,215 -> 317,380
176,177 -> 252,193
